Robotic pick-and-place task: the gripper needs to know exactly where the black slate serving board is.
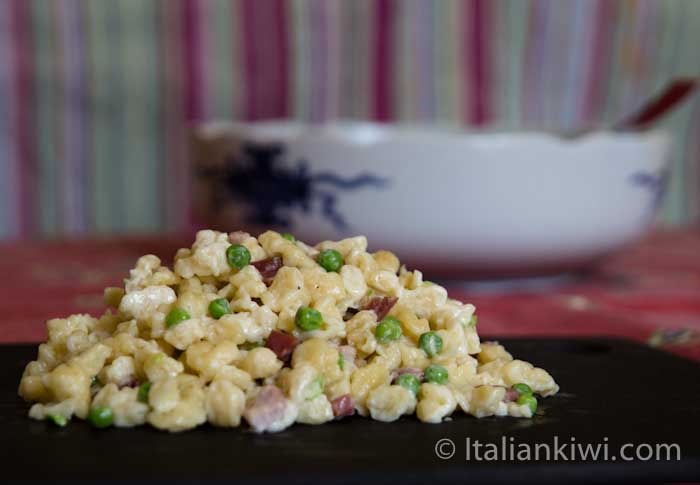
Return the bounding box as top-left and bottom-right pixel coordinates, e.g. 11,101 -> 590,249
2,338 -> 699,483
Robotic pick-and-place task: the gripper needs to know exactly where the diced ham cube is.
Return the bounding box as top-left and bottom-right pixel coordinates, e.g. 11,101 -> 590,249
243,386 -> 296,433
363,297 -> 398,320
331,394 -> 355,418
251,257 -> 283,284
391,367 -> 424,382
266,330 -> 299,361
504,388 -> 520,403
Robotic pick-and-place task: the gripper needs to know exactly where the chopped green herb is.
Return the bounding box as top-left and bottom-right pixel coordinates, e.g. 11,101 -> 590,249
338,353 -> 345,370
304,376 -> 324,400
240,341 -> 264,351
137,382 -> 152,404
47,414 -> 68,427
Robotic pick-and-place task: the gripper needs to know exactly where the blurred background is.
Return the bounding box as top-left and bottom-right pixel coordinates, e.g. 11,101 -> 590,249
0,0 -> 699,358
1,0 -> 699,239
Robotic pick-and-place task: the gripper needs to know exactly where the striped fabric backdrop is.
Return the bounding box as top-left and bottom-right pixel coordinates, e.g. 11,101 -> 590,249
1,0 -> 699,239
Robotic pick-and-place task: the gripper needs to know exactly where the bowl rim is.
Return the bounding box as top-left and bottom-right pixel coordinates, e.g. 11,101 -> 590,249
194,119 -> 670,147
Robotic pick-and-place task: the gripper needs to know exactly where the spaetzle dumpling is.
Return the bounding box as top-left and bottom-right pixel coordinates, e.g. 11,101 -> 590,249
18,229 -> 558,432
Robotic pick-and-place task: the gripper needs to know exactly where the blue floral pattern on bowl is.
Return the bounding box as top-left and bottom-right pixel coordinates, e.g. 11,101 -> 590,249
201,142 -> 388,231
629,169 -> 669,221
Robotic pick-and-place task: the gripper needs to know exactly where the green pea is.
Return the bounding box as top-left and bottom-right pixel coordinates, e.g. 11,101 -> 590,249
88,406 -> 114,428
424,364 -> 448,385
295,306 -> 323,331
226,244 -> 251,269
375,316 -> 403,344
281,232 -> 296,242
316,249 -> 343,272
396,374 -> 421,395
512,383 -> 533,396
165,308 -> 190,328
137,382 -> 152,404
303,376 -> 324,400
47,414 -> 68,427
419,331 -> 443,357
208,298 -> 231,319
517,393 -> 538,414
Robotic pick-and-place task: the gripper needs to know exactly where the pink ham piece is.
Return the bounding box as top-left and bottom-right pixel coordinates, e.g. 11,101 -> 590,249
251,256 -> 283,284
266,330 -> 299,361
243,386 -> 292,433
228,231 -> 250,244
364,297 -> 398,321
391,367 -> 424,382
504,388 -> 520,403
331,394 -> 355,418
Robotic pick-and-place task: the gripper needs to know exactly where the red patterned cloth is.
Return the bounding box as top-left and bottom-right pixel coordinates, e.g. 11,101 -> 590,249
2,230 -> 699,360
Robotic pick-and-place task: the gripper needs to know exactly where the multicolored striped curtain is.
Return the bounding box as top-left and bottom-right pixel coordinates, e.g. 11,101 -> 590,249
1,0 -> 699,239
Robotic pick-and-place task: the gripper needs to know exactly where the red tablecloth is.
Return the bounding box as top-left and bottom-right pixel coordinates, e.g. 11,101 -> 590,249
2,230 -> 699,360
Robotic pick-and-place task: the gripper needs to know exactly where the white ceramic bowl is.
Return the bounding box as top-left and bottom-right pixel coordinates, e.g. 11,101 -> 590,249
192,121 -> 670,276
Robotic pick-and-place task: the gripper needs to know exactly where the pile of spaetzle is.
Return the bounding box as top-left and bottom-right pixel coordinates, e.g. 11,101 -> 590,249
18,230 -> 558,432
